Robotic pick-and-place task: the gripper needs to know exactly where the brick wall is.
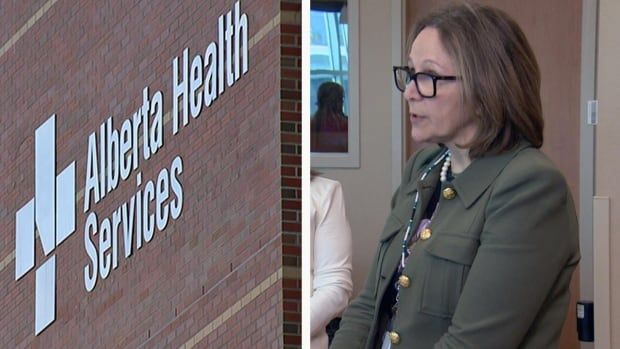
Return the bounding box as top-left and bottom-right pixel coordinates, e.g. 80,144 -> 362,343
0,1 -> 298,347
279,1 -> 302,348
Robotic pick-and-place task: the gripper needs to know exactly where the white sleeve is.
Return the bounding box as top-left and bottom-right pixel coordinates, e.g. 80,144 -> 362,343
310,179 -> 353,337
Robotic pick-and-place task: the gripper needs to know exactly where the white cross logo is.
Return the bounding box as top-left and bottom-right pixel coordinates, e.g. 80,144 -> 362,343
15,114 -> 76,335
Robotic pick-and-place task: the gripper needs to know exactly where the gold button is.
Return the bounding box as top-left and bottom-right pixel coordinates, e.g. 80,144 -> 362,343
398,275 -> 411,288
442,187 -> 456,200
420,228 -> 432,240
389,331 -> 401,344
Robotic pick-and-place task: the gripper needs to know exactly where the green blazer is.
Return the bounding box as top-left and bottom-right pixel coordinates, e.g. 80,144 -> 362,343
331,143 -> 580,349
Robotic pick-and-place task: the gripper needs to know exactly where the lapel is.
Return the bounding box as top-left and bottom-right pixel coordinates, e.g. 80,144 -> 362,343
379,150 -> 443,242
375,153 -> 443,303
451,142 -> 532,208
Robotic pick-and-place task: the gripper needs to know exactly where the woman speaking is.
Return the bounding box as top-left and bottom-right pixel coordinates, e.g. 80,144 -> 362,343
330,3 -> 580,348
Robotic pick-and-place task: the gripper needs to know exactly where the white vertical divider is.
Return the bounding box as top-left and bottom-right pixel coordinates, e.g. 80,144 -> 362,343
593,196 -> 611,349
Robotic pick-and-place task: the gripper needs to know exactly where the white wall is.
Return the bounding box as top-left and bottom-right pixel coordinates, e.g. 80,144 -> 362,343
318,1 -> 397,296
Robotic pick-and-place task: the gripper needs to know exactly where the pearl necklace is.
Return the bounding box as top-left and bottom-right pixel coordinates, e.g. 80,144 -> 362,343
440,150 -> 452,183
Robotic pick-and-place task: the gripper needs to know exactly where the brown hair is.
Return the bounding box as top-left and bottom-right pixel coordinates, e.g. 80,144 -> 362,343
316,81 -> 345,114
411,2 -> 543,157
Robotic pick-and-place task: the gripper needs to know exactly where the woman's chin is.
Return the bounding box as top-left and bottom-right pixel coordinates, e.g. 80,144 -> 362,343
410,129 -> 430,144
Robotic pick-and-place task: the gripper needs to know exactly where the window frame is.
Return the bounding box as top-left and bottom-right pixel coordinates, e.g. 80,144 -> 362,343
310,0 -> 359,168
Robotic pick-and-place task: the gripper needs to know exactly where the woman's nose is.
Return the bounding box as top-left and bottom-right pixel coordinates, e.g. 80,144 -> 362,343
403,81 -> 422,101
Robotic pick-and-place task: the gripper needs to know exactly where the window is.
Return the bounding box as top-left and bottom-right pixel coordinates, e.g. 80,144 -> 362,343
310,7 -> 349,116
310,0 -> 358,167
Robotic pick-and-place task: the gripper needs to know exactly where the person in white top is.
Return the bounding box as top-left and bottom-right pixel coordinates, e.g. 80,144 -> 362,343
310,175 -> 353,349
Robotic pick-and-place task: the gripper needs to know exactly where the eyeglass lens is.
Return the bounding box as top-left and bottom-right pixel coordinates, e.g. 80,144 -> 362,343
397,70 -> 434,97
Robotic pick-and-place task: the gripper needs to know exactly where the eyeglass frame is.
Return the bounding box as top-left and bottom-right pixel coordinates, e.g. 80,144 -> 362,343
392,66 -> 460,98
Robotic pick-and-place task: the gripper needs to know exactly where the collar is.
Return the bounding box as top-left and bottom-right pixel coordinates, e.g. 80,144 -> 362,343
403,146 -> 445,197
380,142 -> 531,242
381,148 -> 444,242
451,142 -> 532,208
404,141 -> 532,207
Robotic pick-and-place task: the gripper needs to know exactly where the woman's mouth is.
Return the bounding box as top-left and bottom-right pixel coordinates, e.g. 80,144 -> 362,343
410,113 -> 424,124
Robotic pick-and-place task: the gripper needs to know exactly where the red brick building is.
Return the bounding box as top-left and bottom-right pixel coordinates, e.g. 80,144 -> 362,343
0,0 -> 301,347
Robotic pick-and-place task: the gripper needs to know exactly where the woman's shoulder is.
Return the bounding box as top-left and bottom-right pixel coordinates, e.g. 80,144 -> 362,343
493,145 -> 571,199
311,175 -> 342,189
502,146 -> 566,183
311,176 -> 344,203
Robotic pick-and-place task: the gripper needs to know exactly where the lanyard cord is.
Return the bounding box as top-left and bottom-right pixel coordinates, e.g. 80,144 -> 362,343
389,148 -> 450,326
389,148 -> 450,325
399,148 -> 450,269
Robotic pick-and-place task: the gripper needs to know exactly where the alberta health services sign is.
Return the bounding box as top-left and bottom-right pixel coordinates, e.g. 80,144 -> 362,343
14,1 -> 249,336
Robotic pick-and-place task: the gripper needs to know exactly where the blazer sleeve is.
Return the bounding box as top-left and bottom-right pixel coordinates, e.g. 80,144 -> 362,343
434,155 -> 579,348
311,180 -> 353,337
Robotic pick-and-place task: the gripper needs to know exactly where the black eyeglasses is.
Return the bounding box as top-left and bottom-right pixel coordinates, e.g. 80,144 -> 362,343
393,66 -> 459,97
